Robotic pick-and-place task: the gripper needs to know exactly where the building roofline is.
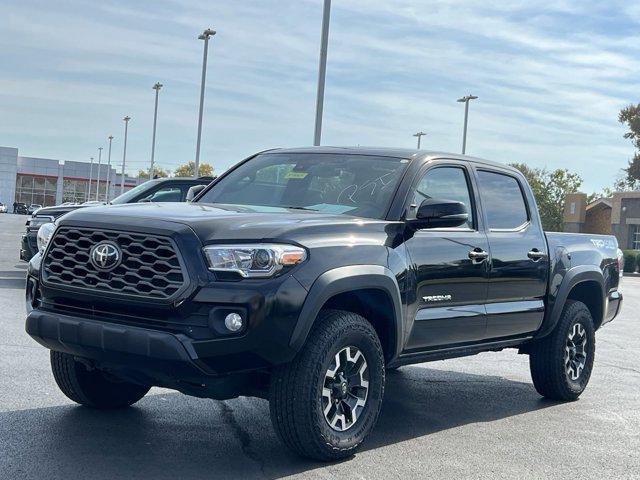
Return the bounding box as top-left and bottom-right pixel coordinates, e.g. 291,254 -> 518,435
586,198 -> 612,210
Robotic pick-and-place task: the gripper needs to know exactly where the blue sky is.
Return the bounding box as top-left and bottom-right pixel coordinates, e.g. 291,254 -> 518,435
0,0 -> 638,193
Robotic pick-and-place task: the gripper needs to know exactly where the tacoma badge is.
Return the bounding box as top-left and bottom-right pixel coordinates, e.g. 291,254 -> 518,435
423,294 -> 452,302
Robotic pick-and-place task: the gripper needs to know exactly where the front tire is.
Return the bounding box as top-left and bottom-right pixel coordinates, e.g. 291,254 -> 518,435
529,300 -> 595,401
50,351 -> 150,408
269,309 -> 385,461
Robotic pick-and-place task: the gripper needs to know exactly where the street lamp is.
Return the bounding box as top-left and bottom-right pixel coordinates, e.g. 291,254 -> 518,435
413,131 -> 427,149
120,116 -> 131,195
150,82 -> 163,180
313,0 -> 332,146
95,147 -> 103,201
86,156 -> 94,201
105,136 -> 114,201
457,94 -> 478,154
195,28 -> 216,178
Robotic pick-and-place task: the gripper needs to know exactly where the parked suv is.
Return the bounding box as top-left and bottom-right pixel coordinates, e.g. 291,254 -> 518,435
20,177 -> 214,261
26,148 -> 622,461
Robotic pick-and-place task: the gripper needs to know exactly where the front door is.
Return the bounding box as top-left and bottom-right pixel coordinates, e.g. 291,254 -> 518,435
474,168 -> 549,339
403,163 -> 490,352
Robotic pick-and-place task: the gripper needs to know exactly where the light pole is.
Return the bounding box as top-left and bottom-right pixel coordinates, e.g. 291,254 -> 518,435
413,131 -> 427,149
95,147 -> 103,201
86,156 -> 94,201
120,116 -> 131,195
150,82 -> 163,180
106,135 -> 113,201
313,0 -> 331,146
195,28 -> 216,178
457,94 -> 478,154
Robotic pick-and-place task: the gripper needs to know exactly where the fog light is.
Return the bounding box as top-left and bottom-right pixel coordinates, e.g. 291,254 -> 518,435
224,312 -> 244,332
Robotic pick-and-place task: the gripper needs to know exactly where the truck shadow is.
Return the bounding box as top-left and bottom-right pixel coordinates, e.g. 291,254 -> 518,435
0,366 -> 559,479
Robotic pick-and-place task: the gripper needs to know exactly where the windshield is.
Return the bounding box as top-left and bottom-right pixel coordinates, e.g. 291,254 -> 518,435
197,153 -> 409,219
110,180 -> 160,205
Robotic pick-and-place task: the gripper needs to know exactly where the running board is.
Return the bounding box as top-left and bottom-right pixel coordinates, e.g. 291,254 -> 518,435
390,336 -> 533,367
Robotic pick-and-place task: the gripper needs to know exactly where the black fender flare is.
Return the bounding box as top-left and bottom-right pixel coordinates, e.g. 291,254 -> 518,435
535,266 -> 605,339
289,265 -> 404,362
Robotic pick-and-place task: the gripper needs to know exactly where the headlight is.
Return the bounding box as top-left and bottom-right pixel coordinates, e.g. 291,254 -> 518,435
37,222 -> 56,254
28,216 -> 54,230
203,244 -> 307,278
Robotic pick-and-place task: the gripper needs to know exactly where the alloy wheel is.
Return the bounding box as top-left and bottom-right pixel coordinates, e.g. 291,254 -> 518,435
565,323 -> 588,381
321,346 -> 369,432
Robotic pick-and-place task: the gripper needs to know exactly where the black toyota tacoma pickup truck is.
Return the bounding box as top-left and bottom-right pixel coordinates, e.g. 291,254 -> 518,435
25,147 -> 623,461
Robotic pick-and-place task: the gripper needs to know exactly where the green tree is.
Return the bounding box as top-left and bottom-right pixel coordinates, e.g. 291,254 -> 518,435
618,103 -> 640,190
174,161 -> 214,178
510,163 -> 583,232
587,187 -> 614,205
137,167 -> 169,180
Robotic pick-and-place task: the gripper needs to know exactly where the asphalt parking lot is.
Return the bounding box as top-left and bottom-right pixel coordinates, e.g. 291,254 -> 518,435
0,213 -> 638,479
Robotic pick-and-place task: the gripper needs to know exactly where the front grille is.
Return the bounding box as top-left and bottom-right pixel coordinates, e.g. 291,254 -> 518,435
42,227 -> 187,300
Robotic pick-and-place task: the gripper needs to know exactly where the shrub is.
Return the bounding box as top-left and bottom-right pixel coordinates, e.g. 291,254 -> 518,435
622,250 -> 638,272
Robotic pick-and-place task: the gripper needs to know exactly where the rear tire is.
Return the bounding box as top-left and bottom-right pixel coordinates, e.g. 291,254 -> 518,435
269,309 -> 385,461
529,300 -> 595,401
50,351 -> 150,408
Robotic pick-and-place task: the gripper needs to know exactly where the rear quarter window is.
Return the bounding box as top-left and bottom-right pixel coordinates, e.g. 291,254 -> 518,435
477,170 -> 529,230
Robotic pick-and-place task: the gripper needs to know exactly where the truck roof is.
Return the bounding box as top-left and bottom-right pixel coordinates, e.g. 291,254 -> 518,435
268,146 -> 518,173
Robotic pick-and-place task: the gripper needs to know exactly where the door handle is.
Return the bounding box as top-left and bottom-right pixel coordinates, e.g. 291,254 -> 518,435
527,249 -> 545,261
468,249 -> 489,261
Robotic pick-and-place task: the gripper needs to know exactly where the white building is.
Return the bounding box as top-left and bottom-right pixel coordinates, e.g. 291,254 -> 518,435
0,145 -> 140,210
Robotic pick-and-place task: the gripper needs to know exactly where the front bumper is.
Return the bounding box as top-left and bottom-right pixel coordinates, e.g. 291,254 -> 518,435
27,309 -> 195,372
26,309 -> 268,399
25,256 -> 309,396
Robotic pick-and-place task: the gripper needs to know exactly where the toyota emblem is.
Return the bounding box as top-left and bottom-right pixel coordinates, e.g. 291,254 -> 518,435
90,242 -> 122,271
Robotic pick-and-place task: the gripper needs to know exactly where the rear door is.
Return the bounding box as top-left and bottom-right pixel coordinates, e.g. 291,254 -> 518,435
403,161 -> 490,351
474,168 -> 548,339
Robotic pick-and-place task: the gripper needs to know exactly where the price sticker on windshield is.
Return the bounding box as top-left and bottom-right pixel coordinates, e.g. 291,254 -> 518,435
285,172 -> 309,179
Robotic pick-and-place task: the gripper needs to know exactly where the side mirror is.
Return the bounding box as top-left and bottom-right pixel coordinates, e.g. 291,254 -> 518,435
186,184 -> 206,202
138,197 -> 152,203
409,199 -> 469,229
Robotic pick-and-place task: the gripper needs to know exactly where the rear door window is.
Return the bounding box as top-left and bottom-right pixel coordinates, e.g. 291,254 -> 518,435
476,170 -> 528,230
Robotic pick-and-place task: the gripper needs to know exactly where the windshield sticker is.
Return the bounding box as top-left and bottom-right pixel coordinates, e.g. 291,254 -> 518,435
285,172 -> 309,179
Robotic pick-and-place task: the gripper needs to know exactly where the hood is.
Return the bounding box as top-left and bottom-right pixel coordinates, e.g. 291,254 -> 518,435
34,204 -> 88,218
59,202 -> 402,247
